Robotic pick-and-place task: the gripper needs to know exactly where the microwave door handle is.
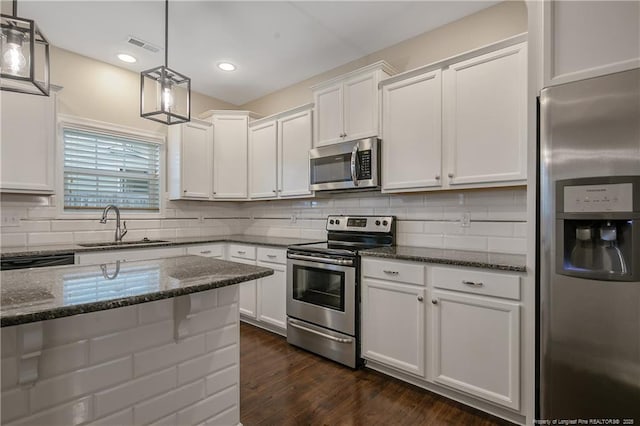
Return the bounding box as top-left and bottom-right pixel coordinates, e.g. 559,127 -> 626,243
350,144 -> 359,186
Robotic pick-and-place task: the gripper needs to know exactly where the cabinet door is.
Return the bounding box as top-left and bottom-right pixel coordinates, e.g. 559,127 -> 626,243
181,122 -> 212,199
544,1 -> 640,87
382,70 -> 442,192
344,71 -> 378,141
232,257 -> 257,319
278,110 -> 313,198
444,42 -> 527,186
212,115 -> 249,199
256,261 -> 286,330
0,90 -> 55,193
430,289 -> 520,410
362,278 -> 426,377
313,83 -> 343,146
249,120 -> 278,199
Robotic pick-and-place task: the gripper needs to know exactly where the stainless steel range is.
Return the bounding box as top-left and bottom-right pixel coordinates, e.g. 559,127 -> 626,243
286,215 -> 395,368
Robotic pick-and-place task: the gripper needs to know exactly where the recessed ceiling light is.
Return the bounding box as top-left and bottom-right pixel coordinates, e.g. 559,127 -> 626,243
217,62 -> 236,72
117,53 -> 137,63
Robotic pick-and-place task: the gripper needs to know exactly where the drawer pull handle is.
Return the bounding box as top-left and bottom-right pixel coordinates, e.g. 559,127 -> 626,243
200,250 -> 212,254
267,254 -> 277,258
237,250 -> 246,254
383,270 -> 399,275
462,280 -> 484,287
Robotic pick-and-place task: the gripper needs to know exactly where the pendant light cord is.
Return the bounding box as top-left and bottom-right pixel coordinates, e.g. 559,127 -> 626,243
164,0 -> 168,68
12,0 -> 18,17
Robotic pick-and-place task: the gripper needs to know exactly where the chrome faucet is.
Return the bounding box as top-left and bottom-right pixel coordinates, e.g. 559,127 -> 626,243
99,204 -> 127,243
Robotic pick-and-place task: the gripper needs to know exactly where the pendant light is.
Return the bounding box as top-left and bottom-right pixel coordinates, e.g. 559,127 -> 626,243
0,0 -> 50,96
140,0 -> 190,125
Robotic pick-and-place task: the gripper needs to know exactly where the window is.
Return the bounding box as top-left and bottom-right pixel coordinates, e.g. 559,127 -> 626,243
63,127 -> 161,211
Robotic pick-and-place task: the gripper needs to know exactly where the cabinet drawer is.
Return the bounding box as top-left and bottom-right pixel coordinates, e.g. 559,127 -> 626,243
431,267 -> 520,300
362,258 -> 425,286
229,244 -> 256,260
257,247 -> 286,264
186,244 -> 224,258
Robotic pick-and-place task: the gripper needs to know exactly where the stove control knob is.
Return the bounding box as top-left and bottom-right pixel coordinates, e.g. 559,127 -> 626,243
375,220 -> 381,226
382,220 -> 388,226
329,219 -> 335,225
336,219 -> 341,225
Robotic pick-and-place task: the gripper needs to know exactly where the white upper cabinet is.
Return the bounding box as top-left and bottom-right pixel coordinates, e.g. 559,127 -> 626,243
210,111 -> 257,200
278,108 -> 313,198
1,89 -> 57,194
312,61 -> 395,146
249,120 -> 278,199
544,0 -> 640,87
381,70 -> 442,192
443,42 -> 527,187
168,119 -> 212,200
248,104 -> 313,200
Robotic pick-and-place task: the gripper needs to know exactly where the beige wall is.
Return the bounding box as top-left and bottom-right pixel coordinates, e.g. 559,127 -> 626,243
241,1 -> 527,116
51,47 -> 235,134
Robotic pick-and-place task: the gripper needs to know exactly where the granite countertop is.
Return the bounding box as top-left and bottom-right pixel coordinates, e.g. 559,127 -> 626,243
361,246 -> 527,272
0,235 -> 322,259
0,255 -> 273,327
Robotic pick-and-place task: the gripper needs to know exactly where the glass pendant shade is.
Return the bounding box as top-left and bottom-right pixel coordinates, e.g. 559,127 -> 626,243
140,65 -> 190,125
0,12 -> 50,96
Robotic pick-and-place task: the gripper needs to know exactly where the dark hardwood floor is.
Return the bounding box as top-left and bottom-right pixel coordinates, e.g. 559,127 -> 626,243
240,323 -> 513,426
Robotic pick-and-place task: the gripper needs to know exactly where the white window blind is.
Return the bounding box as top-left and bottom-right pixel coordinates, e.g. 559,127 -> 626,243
63,128 -> 161,211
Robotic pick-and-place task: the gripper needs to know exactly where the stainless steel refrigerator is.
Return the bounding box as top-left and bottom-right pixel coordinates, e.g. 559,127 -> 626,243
538,68 -> 640,422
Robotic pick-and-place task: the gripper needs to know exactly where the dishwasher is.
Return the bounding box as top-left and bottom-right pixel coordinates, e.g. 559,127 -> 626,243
1,253 -> 75,270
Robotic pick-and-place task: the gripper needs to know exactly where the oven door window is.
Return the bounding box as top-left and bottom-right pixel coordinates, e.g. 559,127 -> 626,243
292,265 -> 345,311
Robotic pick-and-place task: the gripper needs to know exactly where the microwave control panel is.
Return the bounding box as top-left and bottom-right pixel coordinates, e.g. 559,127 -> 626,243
357,150 -> 372,179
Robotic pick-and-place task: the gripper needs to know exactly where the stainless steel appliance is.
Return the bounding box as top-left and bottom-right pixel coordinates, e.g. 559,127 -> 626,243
309,137 -> 380,191
287,215 -> 395,368
538,68 -> 640,422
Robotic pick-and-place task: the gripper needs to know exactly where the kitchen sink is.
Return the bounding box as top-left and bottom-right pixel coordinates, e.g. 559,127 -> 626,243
77,239 -> 169,248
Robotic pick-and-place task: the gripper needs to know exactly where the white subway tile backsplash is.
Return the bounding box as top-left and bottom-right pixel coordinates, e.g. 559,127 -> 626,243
39,340 -> 89,379
149,413 -> 179,426
398,233 -> 443,248
43,306 -> 138,347
134,335 -> 206,377
2,220 -> 50,234
1,387 -> 29,423
205,365 -> 238,396
94,367 -> 177,418
178,345 -> 236,386
30,356 -> 132,412
488,237 -> 527,254
50,220 -> 105,232
176,384 -> 237,426
202,405 -> 238,426
87,408 -> 133,426
513,222 -> 527,237
466,222 -> 514,237
1,327 -> 17,357
71,231 -> 114,244
0,233 -> 26,247
1,358 -> 17,390
27,232 -> 74,246
133,380 -> 205,425
205,325 -> 238,352
443,235 -> 488,251
7,396 -> 93,426
90,320 -> 174,364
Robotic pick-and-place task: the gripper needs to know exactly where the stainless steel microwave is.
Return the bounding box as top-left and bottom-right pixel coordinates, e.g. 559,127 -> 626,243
309,138 -> 380,191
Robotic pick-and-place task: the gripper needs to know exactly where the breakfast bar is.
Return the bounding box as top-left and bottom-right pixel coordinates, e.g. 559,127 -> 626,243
0,256 -> 273,425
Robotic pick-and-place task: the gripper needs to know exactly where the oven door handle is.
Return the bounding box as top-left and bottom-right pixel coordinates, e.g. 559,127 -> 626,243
288,253 -> 353,266
288,319 -> 353,344
350,143 -> 359,186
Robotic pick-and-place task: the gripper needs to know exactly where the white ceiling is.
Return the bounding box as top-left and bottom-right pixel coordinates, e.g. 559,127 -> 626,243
19,1 -> 499,105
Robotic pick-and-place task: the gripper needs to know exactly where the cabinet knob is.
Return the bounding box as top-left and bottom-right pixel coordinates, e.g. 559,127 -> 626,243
417,296 -> 424,302
273,190 -> 277,193
183,190 -> 187,193
448,173 -> 454,178
431,299 -> 438,305
435,175 -> 440,180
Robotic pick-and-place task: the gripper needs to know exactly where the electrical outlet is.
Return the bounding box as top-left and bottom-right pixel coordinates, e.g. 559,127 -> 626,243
290,214 -> 297,224
198,213 -> 205,224
1,214 -> 20,227
460,212 -> 471,228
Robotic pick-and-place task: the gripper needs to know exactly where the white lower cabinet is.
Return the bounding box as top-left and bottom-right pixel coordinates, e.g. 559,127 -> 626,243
228,245 -> 258,319
362,278 -> 426,377
429,289 -> 520,410
256,260 -> 286,331
361,258 -> 523,416
75,247 -> 186,265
